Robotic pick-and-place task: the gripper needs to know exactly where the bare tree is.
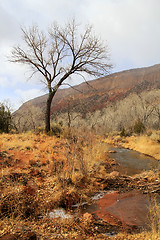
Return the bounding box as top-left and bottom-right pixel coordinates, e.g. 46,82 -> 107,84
9,19 -> 112,132
13,104 -> 43,132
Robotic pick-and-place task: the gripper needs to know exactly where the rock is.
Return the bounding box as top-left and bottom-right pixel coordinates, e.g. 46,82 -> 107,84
109,150 -> 117,153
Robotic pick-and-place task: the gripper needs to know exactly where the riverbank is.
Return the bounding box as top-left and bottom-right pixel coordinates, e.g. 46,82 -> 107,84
0,132 -> 160,239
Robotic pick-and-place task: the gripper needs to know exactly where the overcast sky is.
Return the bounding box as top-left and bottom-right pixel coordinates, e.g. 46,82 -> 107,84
0,0 -> 160,110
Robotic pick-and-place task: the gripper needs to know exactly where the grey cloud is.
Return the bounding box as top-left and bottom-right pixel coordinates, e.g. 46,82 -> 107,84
0,0 -> 160,104
0,3 -> 19,44
81,0 -> 160,69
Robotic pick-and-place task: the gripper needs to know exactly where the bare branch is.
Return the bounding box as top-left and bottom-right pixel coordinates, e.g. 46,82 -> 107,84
62,83 -> 83,93
9,18 -> 112,132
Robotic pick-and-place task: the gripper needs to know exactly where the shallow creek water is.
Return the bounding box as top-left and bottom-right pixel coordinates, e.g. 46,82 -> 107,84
82,147 -> 160,232
50,146 -> 160,236
109,146 -> 160,175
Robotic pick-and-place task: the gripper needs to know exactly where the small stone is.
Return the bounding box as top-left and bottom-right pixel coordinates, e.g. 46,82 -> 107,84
109,150 -> 117,153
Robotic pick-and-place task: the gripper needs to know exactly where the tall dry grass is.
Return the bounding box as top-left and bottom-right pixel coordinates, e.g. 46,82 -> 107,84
148,197 -> 160,239
0,130 -> 115,239
0,130 -> 111,218
123,135 -> 160,160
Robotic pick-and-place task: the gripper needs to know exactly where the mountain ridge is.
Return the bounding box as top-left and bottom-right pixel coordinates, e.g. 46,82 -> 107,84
15,64 -> 160,128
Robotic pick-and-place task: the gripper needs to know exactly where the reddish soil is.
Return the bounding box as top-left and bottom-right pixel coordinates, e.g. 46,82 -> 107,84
93,191 -> 150,227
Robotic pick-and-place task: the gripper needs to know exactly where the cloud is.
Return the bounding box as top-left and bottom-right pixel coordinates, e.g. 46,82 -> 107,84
1,0 -> 159,72
0,76 -> 10,88
83,0 -> 160,70
0,0 -> 160,106
15,88 -> 43,103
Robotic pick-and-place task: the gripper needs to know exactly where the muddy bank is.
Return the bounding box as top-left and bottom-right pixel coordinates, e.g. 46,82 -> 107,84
94,190 -> 149,227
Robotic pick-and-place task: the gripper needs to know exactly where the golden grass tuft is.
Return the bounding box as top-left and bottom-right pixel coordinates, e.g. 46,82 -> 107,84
0,131 -> 114,239
123,135 -> 160,160
149,197 -> 160,238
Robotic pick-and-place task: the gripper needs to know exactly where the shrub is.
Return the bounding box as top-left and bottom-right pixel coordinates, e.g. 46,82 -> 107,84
50,124 -> 63,137
34,126 -> 45,134
133,119 -> 145,134
120,127 -> 126,137
0,103 -> 12,133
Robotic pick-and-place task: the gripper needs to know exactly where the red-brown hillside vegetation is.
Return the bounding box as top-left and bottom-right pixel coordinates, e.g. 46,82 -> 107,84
15,64 -> 160,119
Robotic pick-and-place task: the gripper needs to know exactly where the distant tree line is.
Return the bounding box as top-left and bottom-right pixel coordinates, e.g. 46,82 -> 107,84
9,89 -> 160,135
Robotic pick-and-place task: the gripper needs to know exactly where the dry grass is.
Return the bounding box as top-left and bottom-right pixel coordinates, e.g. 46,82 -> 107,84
1,131 -> 160,239
123,135 -> 160,160
103,131 -> 160,239
0,131 -> 113,239
149,197 -> 160,239
115,232 -> 160,240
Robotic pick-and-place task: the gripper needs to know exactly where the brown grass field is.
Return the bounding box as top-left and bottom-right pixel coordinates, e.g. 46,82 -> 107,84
0,131 -> 160,239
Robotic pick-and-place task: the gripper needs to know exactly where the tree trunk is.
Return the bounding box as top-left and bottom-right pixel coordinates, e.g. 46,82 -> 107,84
45,92 -> 55,133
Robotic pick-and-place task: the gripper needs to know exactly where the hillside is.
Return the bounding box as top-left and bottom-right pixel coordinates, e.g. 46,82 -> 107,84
14,64 -> 160,131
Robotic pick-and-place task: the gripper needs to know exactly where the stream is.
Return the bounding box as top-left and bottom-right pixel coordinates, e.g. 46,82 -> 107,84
49,146 -> 160,236
109,146 -> 160,176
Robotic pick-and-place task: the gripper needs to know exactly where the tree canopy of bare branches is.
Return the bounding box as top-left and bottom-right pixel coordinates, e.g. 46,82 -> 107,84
9,19 -> 112,132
